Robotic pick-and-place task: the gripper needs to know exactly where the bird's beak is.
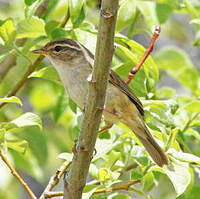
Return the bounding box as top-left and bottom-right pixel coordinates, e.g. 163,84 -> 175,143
32,48 -> 50,55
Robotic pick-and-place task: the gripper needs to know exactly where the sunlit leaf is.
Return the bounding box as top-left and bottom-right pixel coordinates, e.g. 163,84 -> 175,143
0,96 -> 22,106
98,168 -> 110,182
105,150 -> 121,170
29,66 -> 61,85
168,149 -> 200,164
116,0 -> 136,33
10,112 -> 42,130
69,0 -> 86,28
7,140 -> 28,154
58,152 -> 73,161
156,3 -> 173,24
163,162 -> 191,196
17,16 -> 46,38
0,18 -> 16,44
25,0 -> 37,6
142,171 -> 155,192
184,100 -> 200,113
154,47 -> 200,95
136,1 -> 159,31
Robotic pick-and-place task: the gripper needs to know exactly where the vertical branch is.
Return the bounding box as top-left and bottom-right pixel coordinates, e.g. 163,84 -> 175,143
64,0 -> 119,198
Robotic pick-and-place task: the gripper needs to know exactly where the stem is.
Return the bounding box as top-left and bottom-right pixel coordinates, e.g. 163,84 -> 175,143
0,152 -> 37,199
40,180 -> 141,198
64,0 -> 119,198
125,25 -> 161,84
39,161 -> 71,199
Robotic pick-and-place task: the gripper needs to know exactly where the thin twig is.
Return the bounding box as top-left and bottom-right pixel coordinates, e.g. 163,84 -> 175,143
0,152 -> 37,199
44,191 -> 64,198
94,179 -> 141,194
39,161 -> 71,199
125,25 -> 161,84
43,179 -> 141,198
34,0 -> 50,17
0,7 -> 70,109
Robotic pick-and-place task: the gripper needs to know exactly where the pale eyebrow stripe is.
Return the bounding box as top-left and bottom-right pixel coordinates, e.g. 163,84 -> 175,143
51,43 -> 82,52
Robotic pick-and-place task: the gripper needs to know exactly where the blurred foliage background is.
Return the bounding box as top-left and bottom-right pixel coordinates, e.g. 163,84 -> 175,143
0,0 -> 200,199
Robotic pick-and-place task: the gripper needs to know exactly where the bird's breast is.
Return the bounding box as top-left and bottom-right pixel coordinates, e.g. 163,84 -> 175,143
53,63 -> 91,108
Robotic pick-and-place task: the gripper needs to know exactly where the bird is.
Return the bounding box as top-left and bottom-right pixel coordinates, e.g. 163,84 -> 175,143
32,38 -> 168,167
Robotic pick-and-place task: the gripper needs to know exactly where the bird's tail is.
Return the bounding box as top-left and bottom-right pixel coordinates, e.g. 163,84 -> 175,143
132,126 -> 168,167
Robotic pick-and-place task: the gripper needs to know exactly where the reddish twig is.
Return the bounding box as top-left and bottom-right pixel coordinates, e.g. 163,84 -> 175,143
0,152 -> 37,199
125,25 -> 161,84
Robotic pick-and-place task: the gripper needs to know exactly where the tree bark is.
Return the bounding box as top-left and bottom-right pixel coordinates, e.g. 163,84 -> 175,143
64,0 -> 119,198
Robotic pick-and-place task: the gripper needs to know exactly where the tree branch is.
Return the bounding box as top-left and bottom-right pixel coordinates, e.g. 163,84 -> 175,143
94,179 -> 141,194
42,179 -> 141,198
64,0 -> 119,198
0,151 -> 37,199
39,161 -> 71,199
125,25 -> 161,84
34,0 -> 50,18
0,7 -> 70,109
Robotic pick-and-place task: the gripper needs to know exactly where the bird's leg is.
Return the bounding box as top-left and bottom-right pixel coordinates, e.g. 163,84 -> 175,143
98,123 -> 113,134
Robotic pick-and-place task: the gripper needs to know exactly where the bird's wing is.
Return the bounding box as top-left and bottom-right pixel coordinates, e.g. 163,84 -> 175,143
79,43 -> 144,116
109,70 -> 144,116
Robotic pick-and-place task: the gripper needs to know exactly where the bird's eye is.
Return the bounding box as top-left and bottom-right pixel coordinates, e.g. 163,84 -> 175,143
54,46 -> 62,52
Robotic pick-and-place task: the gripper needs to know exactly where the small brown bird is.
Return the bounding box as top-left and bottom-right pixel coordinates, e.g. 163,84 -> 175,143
32,38 -> 168,167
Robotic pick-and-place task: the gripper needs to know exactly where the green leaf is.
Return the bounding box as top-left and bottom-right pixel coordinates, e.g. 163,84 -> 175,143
45,20 -> 59,36
25,0 -> 37,6
156,87 -> 175,99
136,1 -> 159,31
105,150 -> 121,170
131,168 -> 143,180
69,0 -> 85,28
154,47 -> 200,95
156,3 -> 173,24
58,152 -> 73,161
0,129 -> 5,148
98,168 -> 110,182
163,162 -> 191,196
116,0 -> 136,33
17,16 -> 45,38
0,18 -> 16,44
143,100 -> 174,130
29,66 -> 61,85
142,171 -> 155,192
10,112 -> 42,130
193,30 -> 200,46
69,98 -> 77,113
24,0 -> 43,19
0,96 -> 22,106
51,28 -> 68,39
114,38 -> 159,97
7,140 -> 28,154
82,185 -> 99,199
184,100 -> 200,113
168,149 -> 200,164
20,127 -> 47,166
190,18 -> 200,25
53,89 -> 68,122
